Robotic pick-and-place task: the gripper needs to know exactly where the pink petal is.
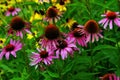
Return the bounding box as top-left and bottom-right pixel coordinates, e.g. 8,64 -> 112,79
99,18 -> 107,25
0,51 -> 5,60
11,51 -> 16,57
56,50 -> 60,58
5,52 -> 10,60
25,29 -> 31,34
19,31 -> 23,38
109,20 -> 113,29
16,8 -> 21,12
94,34 -> 99,41
86,34 -> 91,43
68,44 -> 76,47
92,34 -> 95,43
114,18 -> 120,27
5,11 -> 11,16
103,19 -> 109,29
12,11 -> 17,16
44,59 -> 48,65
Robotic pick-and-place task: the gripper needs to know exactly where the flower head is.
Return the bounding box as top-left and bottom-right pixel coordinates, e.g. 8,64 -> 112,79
40,24 -> 61,50
30,48 -> 56,67
8,16 -> 31,38
55,39 -> 79,60
100,73 -> 120,80
0,39 -> 22,60
84,20 -> 103,43
0,38 -> 6,48
44,6 -> 62,23
68,27 -> 87,47
5,7 -> 21,16
55,0 -> 67,12
99,11 -> 120,29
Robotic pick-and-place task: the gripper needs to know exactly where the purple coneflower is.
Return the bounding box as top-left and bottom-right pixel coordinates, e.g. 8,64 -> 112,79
44,6 -> 62,23
100,73 -> 120,80
68,27 -> 87,47
0,39 -> 22,60
8,16 -> 31,38
5,7 -> 21,16
30,48 -> 56,67
99,11 -> 120,29
84,20 -> 103,43
40,24 -> 61,51
55,39 -> 79,60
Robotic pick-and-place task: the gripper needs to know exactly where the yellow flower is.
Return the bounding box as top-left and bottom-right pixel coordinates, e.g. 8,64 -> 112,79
64,0 -> 71,4
55,3 -> 67,11
34,0 -> 49,4
65,18 -> 76,29
30,10 -> 45,22
0,38 -> 5,48
51,0 -> 57,3
35,42 -> 41,48
27,31 -> 37,39
0,20 -> 3,26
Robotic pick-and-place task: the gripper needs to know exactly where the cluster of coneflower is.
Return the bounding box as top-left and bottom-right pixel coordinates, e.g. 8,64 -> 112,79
0,0 -> 120,79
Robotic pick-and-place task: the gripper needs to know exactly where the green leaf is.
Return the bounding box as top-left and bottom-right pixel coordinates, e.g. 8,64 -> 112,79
61,61 -> 74,75
93,52 -> 108,65
72,72 -> 99,80
104,37 -> 116,43
0,64 -> 14,73
47,71 -> 59,78
92,45 -> 117,53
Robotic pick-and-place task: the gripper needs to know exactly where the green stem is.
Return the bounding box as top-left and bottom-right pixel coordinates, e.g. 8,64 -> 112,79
20,35 -> 32,80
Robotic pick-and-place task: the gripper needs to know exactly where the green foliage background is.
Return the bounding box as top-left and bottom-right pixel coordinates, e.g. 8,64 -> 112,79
0,0 -> 120,80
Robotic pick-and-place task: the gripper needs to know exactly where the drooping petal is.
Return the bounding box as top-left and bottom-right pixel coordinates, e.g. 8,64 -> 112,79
5,52 -> 10,60
0,51 -> 5,60
11,51 -> 16,57
109,20 -> 113,29
5,11 -> 11,16
103,19 -> 109,29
